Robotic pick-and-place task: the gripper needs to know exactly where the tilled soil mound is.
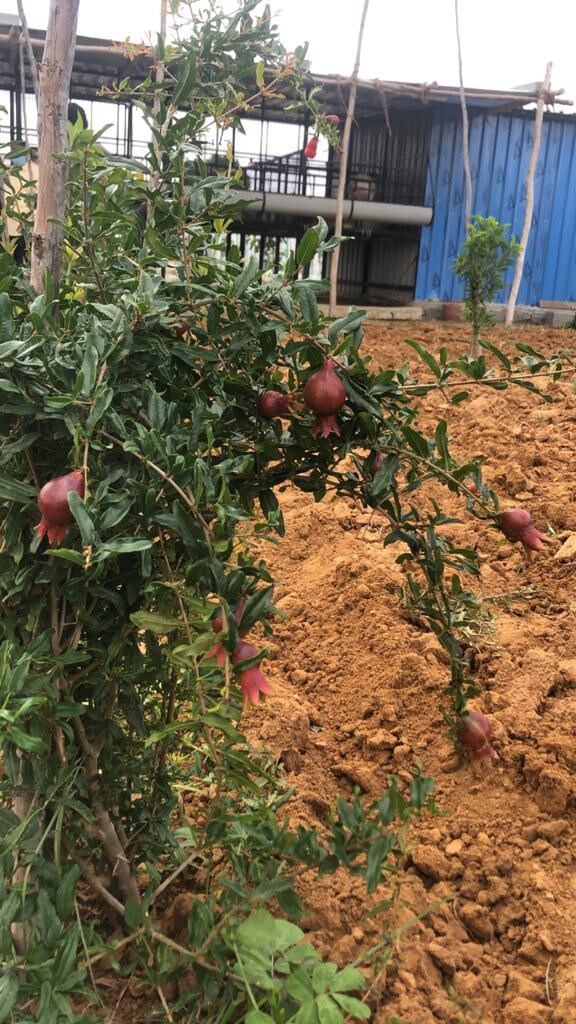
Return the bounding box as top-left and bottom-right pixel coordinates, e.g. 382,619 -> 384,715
246,322 -> 576,1024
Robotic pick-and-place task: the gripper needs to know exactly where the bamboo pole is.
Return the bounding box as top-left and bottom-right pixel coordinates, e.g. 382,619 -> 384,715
30,0 -> 80,294
16,0 -> 39,102
328,0 -> 370,315
454,0 -> 472,231
505,62 -> 552,327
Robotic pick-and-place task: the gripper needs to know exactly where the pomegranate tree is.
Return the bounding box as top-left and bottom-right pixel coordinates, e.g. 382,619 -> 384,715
0,1 -> 560,1018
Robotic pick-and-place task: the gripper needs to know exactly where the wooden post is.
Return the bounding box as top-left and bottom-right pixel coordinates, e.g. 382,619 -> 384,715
505,63 -> 552,327
16,0 -> 39,103
454,0 -> 472,231
328,0 -> 370,315
30,0 -> 80,295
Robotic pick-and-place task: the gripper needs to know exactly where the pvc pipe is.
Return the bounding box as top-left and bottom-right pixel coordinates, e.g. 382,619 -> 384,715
237,190 -> 433,226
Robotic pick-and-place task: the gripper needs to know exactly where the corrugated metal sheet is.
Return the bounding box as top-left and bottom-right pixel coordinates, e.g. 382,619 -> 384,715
415,111 -> 576,304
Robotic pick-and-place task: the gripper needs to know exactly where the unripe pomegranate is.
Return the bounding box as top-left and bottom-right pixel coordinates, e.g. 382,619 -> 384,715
37,471 -> 85,545
325,114 -> 340,125
303,358 -> 346,415
257,390 -> 291,418
304,136 -> 318,159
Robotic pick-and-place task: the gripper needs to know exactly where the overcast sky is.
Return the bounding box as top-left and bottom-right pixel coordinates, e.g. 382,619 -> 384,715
2,0 -> 575,105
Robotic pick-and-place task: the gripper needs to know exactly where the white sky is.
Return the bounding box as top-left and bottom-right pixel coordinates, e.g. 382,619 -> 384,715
1,0 -> 575,105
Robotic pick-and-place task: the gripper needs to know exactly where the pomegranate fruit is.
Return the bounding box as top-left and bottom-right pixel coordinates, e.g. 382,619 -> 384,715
498,507 -> 551,553
458,710 -> 498,762
498,508 -> 532,541
303,358 -> 346,416
325,114 -> 340,124
458,710 -> 491,751
37,471 -> 85,545
232,640 -> 272,706
205,635 -> 272,706
304,136 -> 318,159
257,390 -> 291,418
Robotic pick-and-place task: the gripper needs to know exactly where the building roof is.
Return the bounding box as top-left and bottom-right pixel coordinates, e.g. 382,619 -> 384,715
0,14 -> 572,120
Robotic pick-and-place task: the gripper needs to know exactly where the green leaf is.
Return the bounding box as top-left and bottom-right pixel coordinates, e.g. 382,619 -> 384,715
97,538 -> 152,557
296,285 -> 319,327
312,963 -> 339,994
86,387 -> 114,430
130,610 -> 181,633
404,338 -> 442,378
48,548 -> 85,565
232,255 -> 260,297
479,338 -> 511,370
124,898 -> 146,929
0,472 -> 36,504
67,490 -> 94,545
434,420 -> 449,464
170,634 -> 216,662
286,967 -> 314,1002
80,340 -> 99,396
327,309 -> 365,341
331,995 -> 370,1019
365,836 -> 390,892
239,585 -> 274,633
329,966 -> 366,993
293,1002 -> 319,1024
0,340 -> 22,360
343,376 -> 382,417
296,227 -> 320,267
0,973 -> 19,1024
315,994 -> 343,1024
246,1013 -> 274,1024
236,910 -> 303,952
402,425 -> 430,458
255,60 -> 265,87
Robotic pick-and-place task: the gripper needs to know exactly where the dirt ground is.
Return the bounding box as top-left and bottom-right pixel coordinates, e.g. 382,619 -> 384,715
246,322 -> 576,1024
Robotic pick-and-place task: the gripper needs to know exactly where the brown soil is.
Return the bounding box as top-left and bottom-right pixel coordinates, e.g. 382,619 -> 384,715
246,322 -> 576,1024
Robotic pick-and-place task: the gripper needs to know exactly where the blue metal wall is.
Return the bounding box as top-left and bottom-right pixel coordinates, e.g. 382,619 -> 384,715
414,111 -> 576,305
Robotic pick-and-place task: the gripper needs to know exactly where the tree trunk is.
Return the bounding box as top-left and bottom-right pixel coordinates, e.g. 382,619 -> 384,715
505,63 -> 552,327
328,0 -> 370,315
30,0 -> 80,295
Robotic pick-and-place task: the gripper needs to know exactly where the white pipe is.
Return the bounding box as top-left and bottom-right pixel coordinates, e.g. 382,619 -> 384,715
237,190 -> 433,226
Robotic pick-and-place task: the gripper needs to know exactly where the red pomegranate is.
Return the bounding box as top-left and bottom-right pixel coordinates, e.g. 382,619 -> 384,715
303,358 -> 346,416
304,136 -> 318,159
257,391 -> 291,418
37,471 -> 85,545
